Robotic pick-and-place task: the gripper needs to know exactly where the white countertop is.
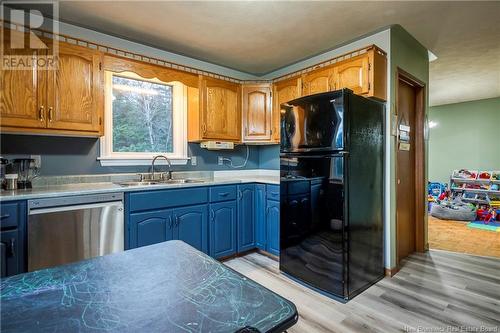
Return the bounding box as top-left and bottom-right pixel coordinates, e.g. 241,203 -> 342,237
0,174 -> 279,202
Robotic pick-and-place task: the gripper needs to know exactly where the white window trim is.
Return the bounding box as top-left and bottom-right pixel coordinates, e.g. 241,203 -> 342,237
99,71 -> 188,166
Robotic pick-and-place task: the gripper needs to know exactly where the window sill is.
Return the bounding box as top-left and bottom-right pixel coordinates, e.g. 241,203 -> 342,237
98,156 -> 189,167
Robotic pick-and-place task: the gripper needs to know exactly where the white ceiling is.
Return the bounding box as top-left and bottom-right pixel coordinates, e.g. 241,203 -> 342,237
16,1 -> 500,106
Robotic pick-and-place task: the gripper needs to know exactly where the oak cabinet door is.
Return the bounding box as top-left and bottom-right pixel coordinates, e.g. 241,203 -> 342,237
333,55 -> 370,95
46,43 -> 102,133
272,78 -> 301,142
201,77 -> 240,141
242,84 -> 272,141
302,66 -> 335,96
0,35 -> 46,128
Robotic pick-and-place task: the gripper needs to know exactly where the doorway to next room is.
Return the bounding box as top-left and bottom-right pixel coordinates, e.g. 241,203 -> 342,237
427,97 -> 500,258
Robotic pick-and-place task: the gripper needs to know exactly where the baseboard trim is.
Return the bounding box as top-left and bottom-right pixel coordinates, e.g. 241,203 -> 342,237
385,267 -> 400,277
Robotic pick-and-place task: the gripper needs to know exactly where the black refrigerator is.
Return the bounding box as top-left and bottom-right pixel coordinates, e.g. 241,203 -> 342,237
279,89 -> 384,301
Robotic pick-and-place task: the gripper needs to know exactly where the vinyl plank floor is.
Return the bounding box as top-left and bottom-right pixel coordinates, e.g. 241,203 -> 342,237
224,250 -> 500,333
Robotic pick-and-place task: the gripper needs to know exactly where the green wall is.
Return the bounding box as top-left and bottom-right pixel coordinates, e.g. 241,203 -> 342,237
429,97 -> 500,184
388,25 -> 429,269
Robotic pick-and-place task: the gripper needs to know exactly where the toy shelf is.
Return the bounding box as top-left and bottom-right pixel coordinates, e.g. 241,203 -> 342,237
450,170 -> 500,207
451,187 -> 500,195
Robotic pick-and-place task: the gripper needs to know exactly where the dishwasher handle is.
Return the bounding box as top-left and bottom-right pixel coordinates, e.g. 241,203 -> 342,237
29,201 -> 123,215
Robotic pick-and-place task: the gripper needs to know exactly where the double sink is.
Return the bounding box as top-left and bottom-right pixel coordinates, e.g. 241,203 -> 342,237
116,179 -> 205,187
115,156 -> 206,187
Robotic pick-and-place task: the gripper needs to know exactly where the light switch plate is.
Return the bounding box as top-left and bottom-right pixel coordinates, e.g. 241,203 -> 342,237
218,156 -> 224,166
190,156 -> 197,166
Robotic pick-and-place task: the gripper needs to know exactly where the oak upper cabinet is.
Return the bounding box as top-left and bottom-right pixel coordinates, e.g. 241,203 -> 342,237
302,66 -> 335,96
333,46 -> 387,100
46,43 -> 102,133
189,76 -> 241,142
333,55 -> 370,95
272,77 -> 301,142
0,30 -> 103,136
0,30 -> 45,129
298,46 -> 387,101
241,84 -> 272,142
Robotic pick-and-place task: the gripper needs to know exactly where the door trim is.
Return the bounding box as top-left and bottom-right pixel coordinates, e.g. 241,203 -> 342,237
395,68 -> 426,265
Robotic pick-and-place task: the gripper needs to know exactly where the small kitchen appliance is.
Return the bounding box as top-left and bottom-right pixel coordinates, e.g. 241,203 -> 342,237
11,158 -> 39,189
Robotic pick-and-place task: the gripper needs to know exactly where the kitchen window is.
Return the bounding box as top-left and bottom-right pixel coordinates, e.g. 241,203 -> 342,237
99,71 -> 188,166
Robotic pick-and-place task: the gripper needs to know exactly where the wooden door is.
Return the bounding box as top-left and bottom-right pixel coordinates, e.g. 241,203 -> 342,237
0,33 -> 46,129
129,210 -> 173,249
202,77 -> 240,141
209,201 -> 237,259
302,66 -> 335,96
333,54 -> 370,95
272,77 -> 301,142
237,184 -> 255,252
46,43 -> 102,133
396,78 -> 417,263
174,204 -> 208,254
242,84 -> 272,141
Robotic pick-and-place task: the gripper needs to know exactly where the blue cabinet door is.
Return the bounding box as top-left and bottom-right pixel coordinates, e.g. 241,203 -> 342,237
173,204 -> 208,254
255,184 -> 266,250
237,184 -> 255,252
209,201 -> 237,259
129,209 -> 173,248
266,199 -> 280,256
1,229 -> 20,277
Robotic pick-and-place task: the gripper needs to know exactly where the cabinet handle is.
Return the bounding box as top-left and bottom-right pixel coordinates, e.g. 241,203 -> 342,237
266,206 -> 270,215
238,190 -> 242,200
39,106 -> 44,121
202,123 -> 207,134
210,210 -> 215,221
9,238 -> 15,257
168,216 -> 173,229
48,107 -> 54,122
174,215 -> 179,227
219,192 -> 229,197
0,214 -> 10,220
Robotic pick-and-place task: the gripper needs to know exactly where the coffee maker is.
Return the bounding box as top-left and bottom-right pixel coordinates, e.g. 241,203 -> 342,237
11,158 -> 39,189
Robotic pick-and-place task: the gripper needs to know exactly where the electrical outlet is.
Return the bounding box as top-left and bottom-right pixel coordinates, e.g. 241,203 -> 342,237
218,156 -> 224,166
191,156 -> 197,166
30,155 -> 41,168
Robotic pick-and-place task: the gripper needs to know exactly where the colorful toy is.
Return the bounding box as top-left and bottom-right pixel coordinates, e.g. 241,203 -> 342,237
453,169 -> 477,179
478,172 -> 491,180
428,182 -> 447,200
477,207 -> 498,223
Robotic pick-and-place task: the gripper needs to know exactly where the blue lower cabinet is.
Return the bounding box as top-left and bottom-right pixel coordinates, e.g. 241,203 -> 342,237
1,200 -> 27,277
129,209 -> 173,248
173,204 -> 209,254
255,184 -> 266,250
266,199 -> 280,256
237,184 -> 255,252
1,229 -> 21,277
209,201 -> 237,259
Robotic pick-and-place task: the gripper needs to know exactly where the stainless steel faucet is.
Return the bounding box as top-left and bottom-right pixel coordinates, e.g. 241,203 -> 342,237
151,155 -> 172,181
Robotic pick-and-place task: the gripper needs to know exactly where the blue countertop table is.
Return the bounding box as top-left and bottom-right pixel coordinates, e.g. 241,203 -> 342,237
0,240 -> 297,333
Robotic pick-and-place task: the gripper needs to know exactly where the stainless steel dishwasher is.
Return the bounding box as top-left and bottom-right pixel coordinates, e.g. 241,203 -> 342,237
28,193 -> 124,271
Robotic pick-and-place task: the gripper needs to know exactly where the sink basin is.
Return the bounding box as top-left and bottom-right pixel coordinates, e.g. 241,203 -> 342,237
116,181 -> 160,187
164,179 -> 205,184
116,179 -> 205,187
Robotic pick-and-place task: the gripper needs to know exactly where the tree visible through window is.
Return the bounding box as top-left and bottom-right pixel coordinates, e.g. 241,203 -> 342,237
112,75 -> 173,153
